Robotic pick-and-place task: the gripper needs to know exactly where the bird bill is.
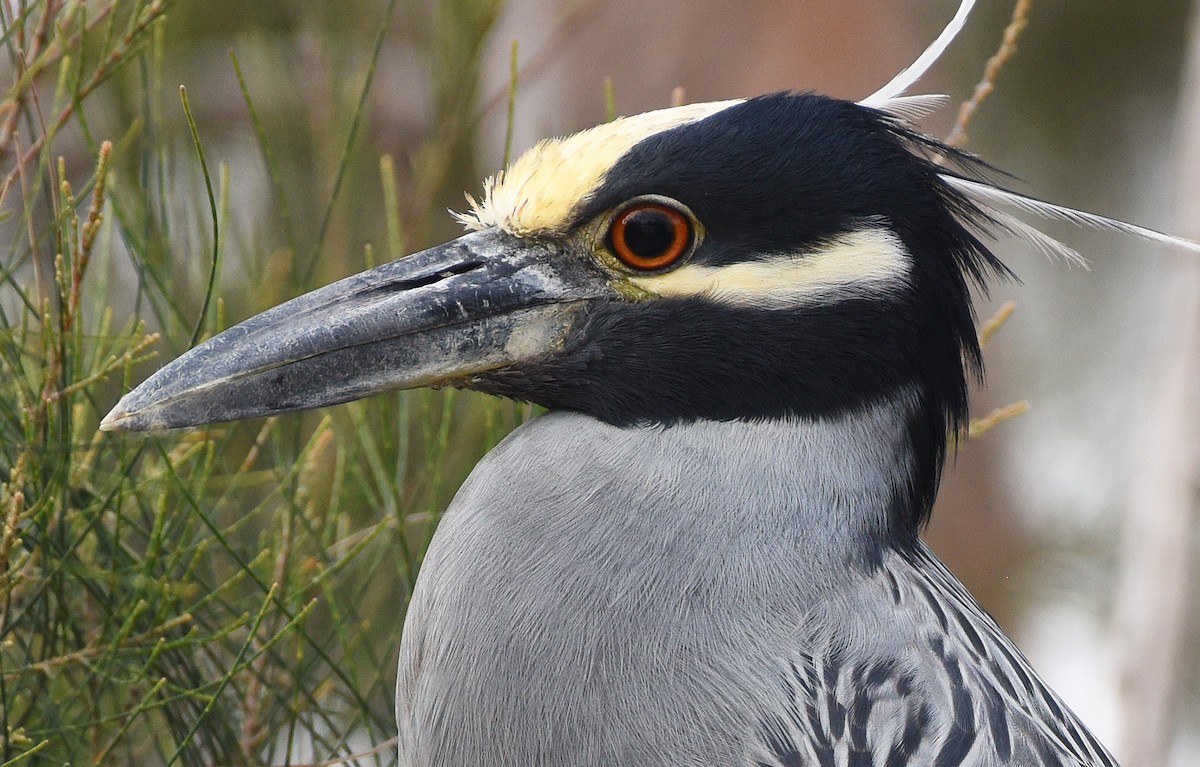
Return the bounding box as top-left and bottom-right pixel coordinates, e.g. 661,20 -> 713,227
100,229 -> 610,432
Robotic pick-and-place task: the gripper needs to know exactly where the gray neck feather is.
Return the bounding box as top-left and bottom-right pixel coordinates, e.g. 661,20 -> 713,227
446,386 -> 920,571
398,388 -> 923,765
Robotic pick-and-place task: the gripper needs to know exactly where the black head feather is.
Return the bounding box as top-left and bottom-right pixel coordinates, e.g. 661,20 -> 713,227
475,92 -> 1011,535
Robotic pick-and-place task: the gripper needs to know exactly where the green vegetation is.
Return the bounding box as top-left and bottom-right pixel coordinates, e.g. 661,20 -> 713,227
0,1 -> 519,764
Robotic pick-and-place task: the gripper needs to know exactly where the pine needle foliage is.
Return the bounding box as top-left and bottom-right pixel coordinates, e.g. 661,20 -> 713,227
0,1 -> 515,764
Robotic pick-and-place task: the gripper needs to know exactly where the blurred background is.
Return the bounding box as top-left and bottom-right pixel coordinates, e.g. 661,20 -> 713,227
0,0 -> 1196,765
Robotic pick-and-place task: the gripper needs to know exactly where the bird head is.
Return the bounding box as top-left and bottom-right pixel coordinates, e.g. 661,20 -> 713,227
100,92 -> 1012,528
102,9 -> 1200,535
464,93 -> 1006,429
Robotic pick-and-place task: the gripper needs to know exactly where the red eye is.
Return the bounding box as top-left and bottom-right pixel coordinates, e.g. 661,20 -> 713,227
608,202 -> 693,271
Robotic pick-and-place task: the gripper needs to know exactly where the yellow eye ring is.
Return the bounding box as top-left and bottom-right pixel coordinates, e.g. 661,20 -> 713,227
608,202 -> 693,271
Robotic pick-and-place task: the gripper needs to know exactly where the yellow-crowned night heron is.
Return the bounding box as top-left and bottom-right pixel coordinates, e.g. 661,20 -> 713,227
101,3 -> 1200,764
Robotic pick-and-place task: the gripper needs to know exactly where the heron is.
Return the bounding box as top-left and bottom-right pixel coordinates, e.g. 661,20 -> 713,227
101,2 -> 1200,764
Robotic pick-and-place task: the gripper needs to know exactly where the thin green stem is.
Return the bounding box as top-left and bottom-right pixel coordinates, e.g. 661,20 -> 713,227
179,85 -> 219,348
299,0 -> 399,287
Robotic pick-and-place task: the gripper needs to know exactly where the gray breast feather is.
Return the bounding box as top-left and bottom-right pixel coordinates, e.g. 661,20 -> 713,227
395,409 -> 1117,767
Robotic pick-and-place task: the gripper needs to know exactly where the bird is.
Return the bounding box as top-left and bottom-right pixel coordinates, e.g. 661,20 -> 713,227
100,2 -> 1200,765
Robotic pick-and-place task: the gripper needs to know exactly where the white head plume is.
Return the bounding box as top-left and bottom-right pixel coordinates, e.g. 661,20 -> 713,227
860,0 -> 1200,260
944,176 -> 1200,261
861,0 -> 978,108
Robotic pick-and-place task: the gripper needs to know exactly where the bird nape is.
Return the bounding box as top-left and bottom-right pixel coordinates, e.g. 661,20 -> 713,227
101,5 -> 1200,767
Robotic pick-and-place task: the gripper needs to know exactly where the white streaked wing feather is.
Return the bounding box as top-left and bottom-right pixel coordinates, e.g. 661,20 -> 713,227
759,545 -> 1119,767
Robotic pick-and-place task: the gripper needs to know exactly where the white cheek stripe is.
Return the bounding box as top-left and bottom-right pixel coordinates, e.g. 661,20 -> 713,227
629,227 -> 912,307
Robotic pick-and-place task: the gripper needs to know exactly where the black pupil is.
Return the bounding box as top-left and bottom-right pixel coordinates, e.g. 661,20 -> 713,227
622,209 -> 677,258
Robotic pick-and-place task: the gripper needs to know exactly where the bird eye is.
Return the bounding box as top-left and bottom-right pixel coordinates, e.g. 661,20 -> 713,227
607,202 -> 693,271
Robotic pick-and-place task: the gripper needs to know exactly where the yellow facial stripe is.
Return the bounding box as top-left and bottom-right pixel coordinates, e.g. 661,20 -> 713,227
628,228 -> 911,307
455,101 -> 742,236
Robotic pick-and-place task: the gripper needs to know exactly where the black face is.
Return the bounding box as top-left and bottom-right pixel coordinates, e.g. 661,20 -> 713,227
473,92 -> 1010,529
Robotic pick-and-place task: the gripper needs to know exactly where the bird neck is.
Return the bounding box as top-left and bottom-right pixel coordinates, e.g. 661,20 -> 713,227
495,388 -> 928,567
697,386 -> 929,560
475,294 -> 969,537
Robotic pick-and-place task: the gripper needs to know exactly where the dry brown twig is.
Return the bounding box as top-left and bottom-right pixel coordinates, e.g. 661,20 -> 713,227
0,1 -> 169,208
0,0 -> 60,152
945,0 -> 1034,149
15,613 -> 196,677
0,454 -> 30,581
978,299 -> 1016,348
966,301 -> 1027,438
948,2 -> 1034,439
967,401 -> 1031,439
